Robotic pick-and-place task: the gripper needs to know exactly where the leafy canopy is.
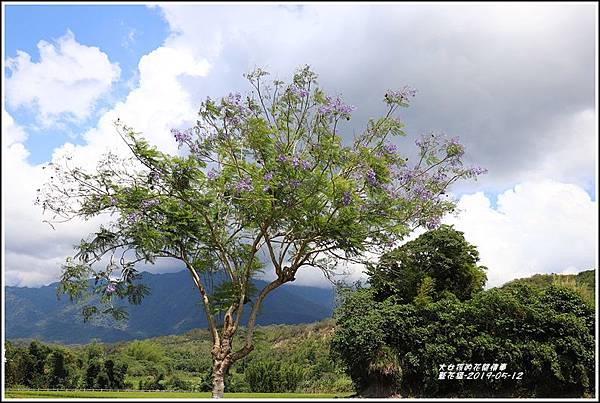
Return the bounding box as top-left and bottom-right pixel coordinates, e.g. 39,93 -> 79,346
37,65 -> 485,326
367,225 -> 488,303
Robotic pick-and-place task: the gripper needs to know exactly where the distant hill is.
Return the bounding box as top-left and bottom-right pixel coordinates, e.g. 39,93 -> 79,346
5,270 -> 335,343
501,269 -> 595,306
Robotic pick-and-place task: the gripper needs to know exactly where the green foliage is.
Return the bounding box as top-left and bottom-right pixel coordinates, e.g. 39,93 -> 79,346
46,350 -> 69,388
502,269 -> 595,307
367,225 -> 487,303
5,321 -> 353,394
139,373 -> 166,390
4,341 -> 36,388
125,340 -> 165,363
245,359 -> 305,393
164,375 -> 192,391
5,390 -> 345,398
4,340 -> 119,390
332,282 -> 595,397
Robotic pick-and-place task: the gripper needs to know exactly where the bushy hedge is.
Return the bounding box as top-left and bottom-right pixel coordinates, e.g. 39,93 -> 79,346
331,283 -> 595,397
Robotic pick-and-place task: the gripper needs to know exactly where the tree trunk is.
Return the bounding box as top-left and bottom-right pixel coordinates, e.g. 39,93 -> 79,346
211,337 -> 232,398
208,277 -> 285,398
211,361 -> 226,398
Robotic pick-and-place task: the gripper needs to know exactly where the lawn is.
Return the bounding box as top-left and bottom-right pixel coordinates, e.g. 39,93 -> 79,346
4,390 -> 347,399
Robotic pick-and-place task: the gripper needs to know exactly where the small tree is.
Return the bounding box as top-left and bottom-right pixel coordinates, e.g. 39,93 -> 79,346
37,66 -> 484,397
367,225 -> 487,303
46,350 -> 69,388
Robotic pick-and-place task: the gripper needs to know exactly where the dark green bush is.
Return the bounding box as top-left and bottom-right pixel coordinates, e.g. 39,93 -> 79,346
332,284 -> 595,397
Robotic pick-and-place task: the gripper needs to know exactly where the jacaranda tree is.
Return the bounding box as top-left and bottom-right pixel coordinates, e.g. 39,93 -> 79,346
37,66 -> 485,397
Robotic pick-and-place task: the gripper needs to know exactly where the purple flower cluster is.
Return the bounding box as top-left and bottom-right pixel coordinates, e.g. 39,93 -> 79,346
341,191 -> 352,206
365,168 -> 378,186
411,183 -> 433,201
235,177 -> 253,193
433,170 -> 449,181
189,142 -> 204,156
384,86 -> 417,104
221,92 -> 251,126
318,96 -> 356,116
426,216 -> 442,230
207,169 -> 218,180
290,179 -> 301,189
300,160 -> 311,170
171,128 -> 192,144
263,171 -> 274,181
110,196 -> 118,206
397,168 -> 416,184
224,92 -> 243,108
141,199 -> 160,209
127,212 -> 142,225
289,85 -> 309,98
466,166 -> 488,176
380,142 -> 398,156
280,155 -> 311,171
105,283 -> 116,294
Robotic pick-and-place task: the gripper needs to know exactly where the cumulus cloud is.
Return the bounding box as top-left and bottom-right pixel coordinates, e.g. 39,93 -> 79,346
445,180 -> 598,288
3,110 -> 28,147
3,44 -> 210,286
2,111 -> 108,286
57,46 -> 210,165
3,4 -> 596,288
5,30 -> 121,124
292,181 -> 597,289
156,3 -> 596,192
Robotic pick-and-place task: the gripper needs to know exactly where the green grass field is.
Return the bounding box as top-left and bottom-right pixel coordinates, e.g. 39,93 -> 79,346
4,390 -> 347,399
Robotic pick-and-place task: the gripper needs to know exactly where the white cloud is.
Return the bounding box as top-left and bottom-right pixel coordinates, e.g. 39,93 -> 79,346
155,3 -> 596,194
293,181 -> 597,289
3,43 -> 211,287
53,46 -> 210,167
2,111 -> 108,286
5,31 -> 121,124
3,4 -> 596,290
3,110 -> 28,147
445,180 -> 598,288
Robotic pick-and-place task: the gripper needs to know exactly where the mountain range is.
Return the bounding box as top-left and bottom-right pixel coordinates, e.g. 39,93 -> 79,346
5,270 -> 336,344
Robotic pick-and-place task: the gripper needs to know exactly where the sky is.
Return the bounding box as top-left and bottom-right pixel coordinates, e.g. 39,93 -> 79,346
2,3 -> 598,289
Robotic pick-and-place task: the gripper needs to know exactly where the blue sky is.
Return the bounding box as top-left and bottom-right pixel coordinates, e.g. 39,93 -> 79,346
3,3 -> 597,288
4,4 -> 169,164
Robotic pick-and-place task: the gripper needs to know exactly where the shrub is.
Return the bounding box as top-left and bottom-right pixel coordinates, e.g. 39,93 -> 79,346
332,284 -> 595,397
245,359 -> 305,393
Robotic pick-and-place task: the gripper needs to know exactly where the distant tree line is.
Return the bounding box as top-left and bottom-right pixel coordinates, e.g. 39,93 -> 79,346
4,321 -> 353,394
5,340 -> 128,390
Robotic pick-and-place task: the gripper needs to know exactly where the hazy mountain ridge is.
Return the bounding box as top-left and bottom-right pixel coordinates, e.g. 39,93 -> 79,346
6,269 -> 594,343
5,270 -> 335,343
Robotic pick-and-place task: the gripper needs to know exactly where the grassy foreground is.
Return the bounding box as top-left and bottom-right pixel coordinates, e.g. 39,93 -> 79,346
4,390 -> 347,399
